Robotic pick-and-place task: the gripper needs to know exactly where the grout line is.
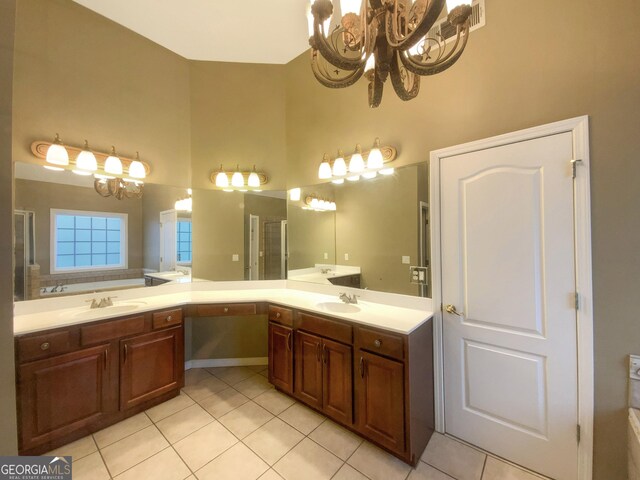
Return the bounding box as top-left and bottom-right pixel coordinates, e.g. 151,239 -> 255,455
480,455 -> 487,479
418,460 -> 456,479
92,414 -> 154,450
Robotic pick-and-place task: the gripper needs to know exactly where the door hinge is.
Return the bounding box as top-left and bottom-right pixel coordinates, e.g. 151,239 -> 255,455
571,159 -> 583,179
577,424 -> 581,443
575,292 -> 580,310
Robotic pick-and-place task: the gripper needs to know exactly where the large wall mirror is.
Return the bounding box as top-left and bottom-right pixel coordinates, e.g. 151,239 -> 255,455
287,162 -> 431,297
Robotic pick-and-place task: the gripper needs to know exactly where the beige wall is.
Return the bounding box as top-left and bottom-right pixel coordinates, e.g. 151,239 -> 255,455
284,0 -> 640,477
188,316 -> 268,361
0,0 -> 18,456
12,0 -> 192,187
335,166 -> 420,296
14,179 -> 143,276
189,61 -> 287,191
191,189 -> 245,281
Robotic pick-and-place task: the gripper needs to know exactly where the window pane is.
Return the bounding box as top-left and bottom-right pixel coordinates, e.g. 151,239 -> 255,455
107,218 -> 121,230
57,255 -> 74,268
76,216 -> 92,229
106,254 -> 121,265
57,229 -> 75,242
93,242 -> 106,254
57,215 -> 75,229
92,230 -> 106,242
107,242 -> 120,254
76,229 -> 91,242
91,254 -> 106,266
76,255 -> 91,266
57,242 -> 74,255
107,230 -> 120,242
92,217 -> 106,229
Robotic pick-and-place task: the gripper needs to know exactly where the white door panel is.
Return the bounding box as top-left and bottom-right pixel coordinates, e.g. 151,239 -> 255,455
441,132 -> 578,480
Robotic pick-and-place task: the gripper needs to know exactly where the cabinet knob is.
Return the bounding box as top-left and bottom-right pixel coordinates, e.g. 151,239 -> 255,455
40,342 -> 50,351
166,315 -> 172,322
224,307 -> 229,313
374,339 -> 382,348
276,312 -> 281,318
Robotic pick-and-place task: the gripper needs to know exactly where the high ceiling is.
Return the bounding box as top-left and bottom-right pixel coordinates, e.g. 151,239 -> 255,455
72,0 -> 311,64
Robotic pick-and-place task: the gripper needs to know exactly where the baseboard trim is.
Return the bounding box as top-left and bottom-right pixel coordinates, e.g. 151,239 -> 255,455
185,357 -> 268,370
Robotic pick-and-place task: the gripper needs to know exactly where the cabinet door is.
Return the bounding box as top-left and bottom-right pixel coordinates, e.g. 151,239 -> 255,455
322,338 -> 353,425
120,327 -> 184,410
18,344 -> 113,451
268,322 -> 293,394
294,331 -> 323,409
356,350 -> 405,453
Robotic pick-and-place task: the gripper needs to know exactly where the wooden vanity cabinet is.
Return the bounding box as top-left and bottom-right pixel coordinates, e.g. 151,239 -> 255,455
268,321 -> 294,394
15,307 -> 185,455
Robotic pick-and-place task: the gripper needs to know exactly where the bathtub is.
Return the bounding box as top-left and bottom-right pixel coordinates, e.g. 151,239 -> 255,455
40,278 -> 146,297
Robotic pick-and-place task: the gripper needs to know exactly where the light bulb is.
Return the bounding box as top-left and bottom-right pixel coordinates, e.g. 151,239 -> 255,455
367,138 -> 384,170
379,167 -> 395,175
310,197 -> 319,209
348,144 -> 365,173
318,154 -> 332,179
248,165 -> 260,188
187,188 -> 192,195
231,165 -> 244,187
347,175 -> 360,182
333,150 -> 347,176
329,202 -> 337,211
365,55 -> 375,74
46,134 -> 69,166
74,140 -> 97,175
362,171 -> 377,179
341,0 -> 361,16
215,165 -> 229,188
128,151 -> 146,179
332,178 -> 345,185
104,146 -> 123,175
290,188 -> 301,201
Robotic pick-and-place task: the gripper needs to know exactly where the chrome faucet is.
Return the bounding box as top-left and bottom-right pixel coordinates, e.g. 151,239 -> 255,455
339,292 -> 359,304
320,268 -> 332,274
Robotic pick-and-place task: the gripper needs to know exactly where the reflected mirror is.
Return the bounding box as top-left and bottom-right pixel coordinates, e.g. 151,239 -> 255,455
287,162 -> 431,297
14,161 -> 192,300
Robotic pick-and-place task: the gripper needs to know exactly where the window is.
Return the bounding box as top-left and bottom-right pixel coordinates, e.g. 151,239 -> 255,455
51,209 -> 127,273
177,219 -> 192,264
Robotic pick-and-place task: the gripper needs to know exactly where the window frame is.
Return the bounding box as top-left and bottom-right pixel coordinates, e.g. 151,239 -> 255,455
50,208 -> 128,274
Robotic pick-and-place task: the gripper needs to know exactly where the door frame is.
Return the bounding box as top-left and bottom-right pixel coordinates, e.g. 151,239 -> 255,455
429,116 -> 593,478
249,214 -> 260,280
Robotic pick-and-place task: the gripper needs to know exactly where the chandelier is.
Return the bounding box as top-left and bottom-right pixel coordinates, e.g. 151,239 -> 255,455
307,0 -> 473,107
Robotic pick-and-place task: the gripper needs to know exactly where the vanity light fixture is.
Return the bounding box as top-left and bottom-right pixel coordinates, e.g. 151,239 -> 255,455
31,139 -> 151,200
289,188 -> 302,201
175,188 -> 193,212
210,165 -> 269,192
317,139 -> 397,183
307,0 -> 473,107
304,195 -> 337,212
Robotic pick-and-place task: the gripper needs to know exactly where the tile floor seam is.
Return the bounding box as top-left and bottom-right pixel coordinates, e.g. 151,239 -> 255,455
418,459 -> 457,480
276,403 -> 325,437
191,440 -> 245,477
168,444 -> 197,479
239,424 -> 306,467
94,442 -> 115,480
150,397 -> 196,423
105,445 -> 175,480
91,415 -> 153,450
480,454 -> 487,480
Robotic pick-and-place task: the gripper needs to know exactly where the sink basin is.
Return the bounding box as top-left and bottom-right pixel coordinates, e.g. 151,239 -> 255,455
315,302 -> 361,314
67,301 -> 148,320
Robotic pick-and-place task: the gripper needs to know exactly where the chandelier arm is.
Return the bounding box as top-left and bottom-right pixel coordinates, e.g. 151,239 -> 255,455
311,50 -> 366,88
400,24 -> 470,76
390,52 -> 420,101
385,0 -> 447,51
94,179 -> 111,198
313,17 -> 365,71
368,69 -> 384,108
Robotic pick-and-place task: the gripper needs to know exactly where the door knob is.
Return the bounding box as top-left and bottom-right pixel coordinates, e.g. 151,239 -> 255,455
445,304 -> 464,317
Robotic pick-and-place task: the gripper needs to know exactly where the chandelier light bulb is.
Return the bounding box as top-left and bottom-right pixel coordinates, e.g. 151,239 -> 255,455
73,140 -> 98,175
347,175 -> 360,182
362,171 -> 377,179
104,146 -> 123,175
128,151 -> 146,179
215,164 -> 229,188
333,150 -> 347,176
231,165 -> 244,188
318,154 -> 333,179
311,197 -> 319,209
248,165 -> 261,188
329,202 -> 337,211
365,55 -> 375,74
348,144 -> 365,173
46,133 -> 69,166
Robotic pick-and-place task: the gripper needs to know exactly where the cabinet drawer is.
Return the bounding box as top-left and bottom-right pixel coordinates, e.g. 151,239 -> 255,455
152,309 -> 183,330
196,303 -> 257,317
296,312 -> 352,344
355,327 -> 404,361
17,330 -> 72,363
80,315 -> 146,346
268,305 -> 293,327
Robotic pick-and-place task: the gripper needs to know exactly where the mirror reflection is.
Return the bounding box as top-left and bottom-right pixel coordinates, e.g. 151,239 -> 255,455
14,162 -> 192,300
287,162 -> 431,297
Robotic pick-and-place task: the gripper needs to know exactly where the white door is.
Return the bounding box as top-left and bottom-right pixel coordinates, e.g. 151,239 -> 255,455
440,132 -> 578,480
249,214 -> 259,280
159,209 -> 177,271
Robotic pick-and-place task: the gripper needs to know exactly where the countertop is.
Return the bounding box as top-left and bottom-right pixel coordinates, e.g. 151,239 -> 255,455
13,281 -> 433,336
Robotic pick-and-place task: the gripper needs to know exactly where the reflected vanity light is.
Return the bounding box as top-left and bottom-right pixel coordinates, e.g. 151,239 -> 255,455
289,188 -> 301,201
304,195 -> 336,212
175,188 -> 193,212
317,139 -> 396,184
211,164 -> 269,192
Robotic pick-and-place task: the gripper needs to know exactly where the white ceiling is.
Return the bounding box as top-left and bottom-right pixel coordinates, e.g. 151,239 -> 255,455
72,0 -> 311,64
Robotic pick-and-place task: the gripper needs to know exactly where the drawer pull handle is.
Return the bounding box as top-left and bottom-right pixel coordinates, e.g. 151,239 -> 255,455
323,345 -> 328,364
166,315 -> 173,322
124,344 -> 128,363
276,312 -> 281,319
374,339 -> 382,348
104,349 -> 108,369
287,332 -> 292,351
40,342 -> 50,351
359,357 -> 365,378
316,342 -> 321,362
224,307 -> 229,313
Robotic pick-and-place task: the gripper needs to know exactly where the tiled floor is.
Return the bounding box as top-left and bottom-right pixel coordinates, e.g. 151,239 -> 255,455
46,366 -> 548,480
